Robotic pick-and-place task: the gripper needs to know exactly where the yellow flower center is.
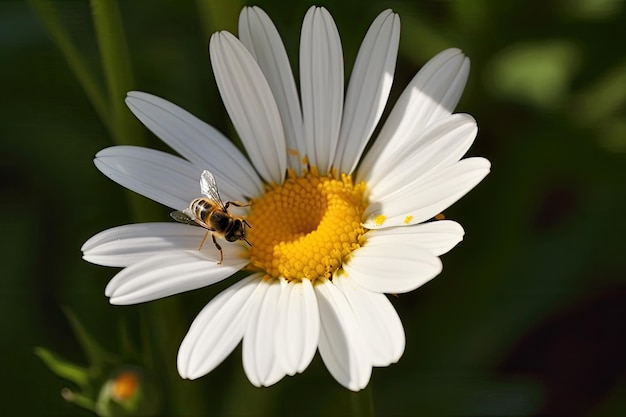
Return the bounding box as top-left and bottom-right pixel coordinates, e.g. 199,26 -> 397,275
246,168 -> 367,282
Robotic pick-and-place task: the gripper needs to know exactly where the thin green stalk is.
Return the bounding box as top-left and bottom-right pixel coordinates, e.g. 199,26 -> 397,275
195,0 -> 247,156
89,2 -> 207,415
27,0 -> 109,126
147,298 -> 209,416
351,384 -> 375,417
89,0 -> 142,147
220,359 -> 278,416
32,0 -> 206,414
89,0 -> 154,226
195,0 -> 242,39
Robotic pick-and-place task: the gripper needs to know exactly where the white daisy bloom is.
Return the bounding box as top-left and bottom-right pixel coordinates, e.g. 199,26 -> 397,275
82,6 -> 490,391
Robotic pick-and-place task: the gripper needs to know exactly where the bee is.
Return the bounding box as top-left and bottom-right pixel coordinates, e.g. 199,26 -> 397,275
171,170 -> 251,264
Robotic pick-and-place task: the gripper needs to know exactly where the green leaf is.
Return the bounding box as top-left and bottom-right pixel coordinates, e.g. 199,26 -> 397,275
61,388 -> 96,412
486,40 -> 581,108
34,347 -> 90,388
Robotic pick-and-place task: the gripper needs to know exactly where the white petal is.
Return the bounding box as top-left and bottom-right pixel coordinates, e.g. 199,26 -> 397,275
358,48 -> 470,183
364,157 -> 490,228
238,7 -> 305,173
334,10 -> 400,174
275,278 -> 320,375
366,113 -> 477,198
94,146 -> 200,210
334,274 -> 405,366
82,223 -> 211,267
125,91 -> 262,199
242,278 -> 286,387
300,6 -> 344,175
315,279 -> 371,391
342,238 -> 442,294
366,220 -> 465,256
210,31 -> 287,185
105,249 -> 248,305
178,274 -> 262,379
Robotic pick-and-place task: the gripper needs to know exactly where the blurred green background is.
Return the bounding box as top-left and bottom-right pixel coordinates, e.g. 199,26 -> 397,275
2,0 -> 625,415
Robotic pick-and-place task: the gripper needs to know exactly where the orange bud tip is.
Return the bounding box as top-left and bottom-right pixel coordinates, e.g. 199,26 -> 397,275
111,371 -> 139,402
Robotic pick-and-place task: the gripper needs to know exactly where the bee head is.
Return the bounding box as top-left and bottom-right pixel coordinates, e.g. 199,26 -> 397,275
226,219 -> 248,242
224,219 -> 250,245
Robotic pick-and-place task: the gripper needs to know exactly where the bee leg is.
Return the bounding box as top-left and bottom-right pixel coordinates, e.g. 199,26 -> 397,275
211,234 -> 224,265
224,200 -> 250,209
198,230 -> 209,250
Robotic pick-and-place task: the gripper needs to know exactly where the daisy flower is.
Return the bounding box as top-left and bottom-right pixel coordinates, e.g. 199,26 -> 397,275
82,6 -> 490,391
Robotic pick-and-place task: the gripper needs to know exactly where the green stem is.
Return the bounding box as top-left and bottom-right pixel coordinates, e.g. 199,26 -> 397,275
220,361 -> 277,416
32,0 -> 207,414
89,0 -> 154,224
89,0 -> 143,147
89,1 -> 206,415
192,5 -> 253,415
195,0 -> 242,39
351,384 -> 375,417
61,388 -> 96,413
147,298 -> 209,416
27,0 -> 109,126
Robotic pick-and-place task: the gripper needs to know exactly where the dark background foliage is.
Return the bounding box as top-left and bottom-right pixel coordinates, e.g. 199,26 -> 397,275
1,0 -> 625,415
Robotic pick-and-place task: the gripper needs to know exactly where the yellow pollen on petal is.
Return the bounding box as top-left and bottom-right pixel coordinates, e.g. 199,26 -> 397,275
246,168 -> 367,282
374,214 -> 386,226
404,215 -> 413,224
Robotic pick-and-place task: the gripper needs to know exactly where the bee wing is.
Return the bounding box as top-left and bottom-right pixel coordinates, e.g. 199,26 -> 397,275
170,209 -> 202,227
199,170 -> 226,209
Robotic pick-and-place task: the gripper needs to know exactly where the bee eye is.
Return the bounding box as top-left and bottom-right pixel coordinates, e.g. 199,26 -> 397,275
225,220 -> 244,242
